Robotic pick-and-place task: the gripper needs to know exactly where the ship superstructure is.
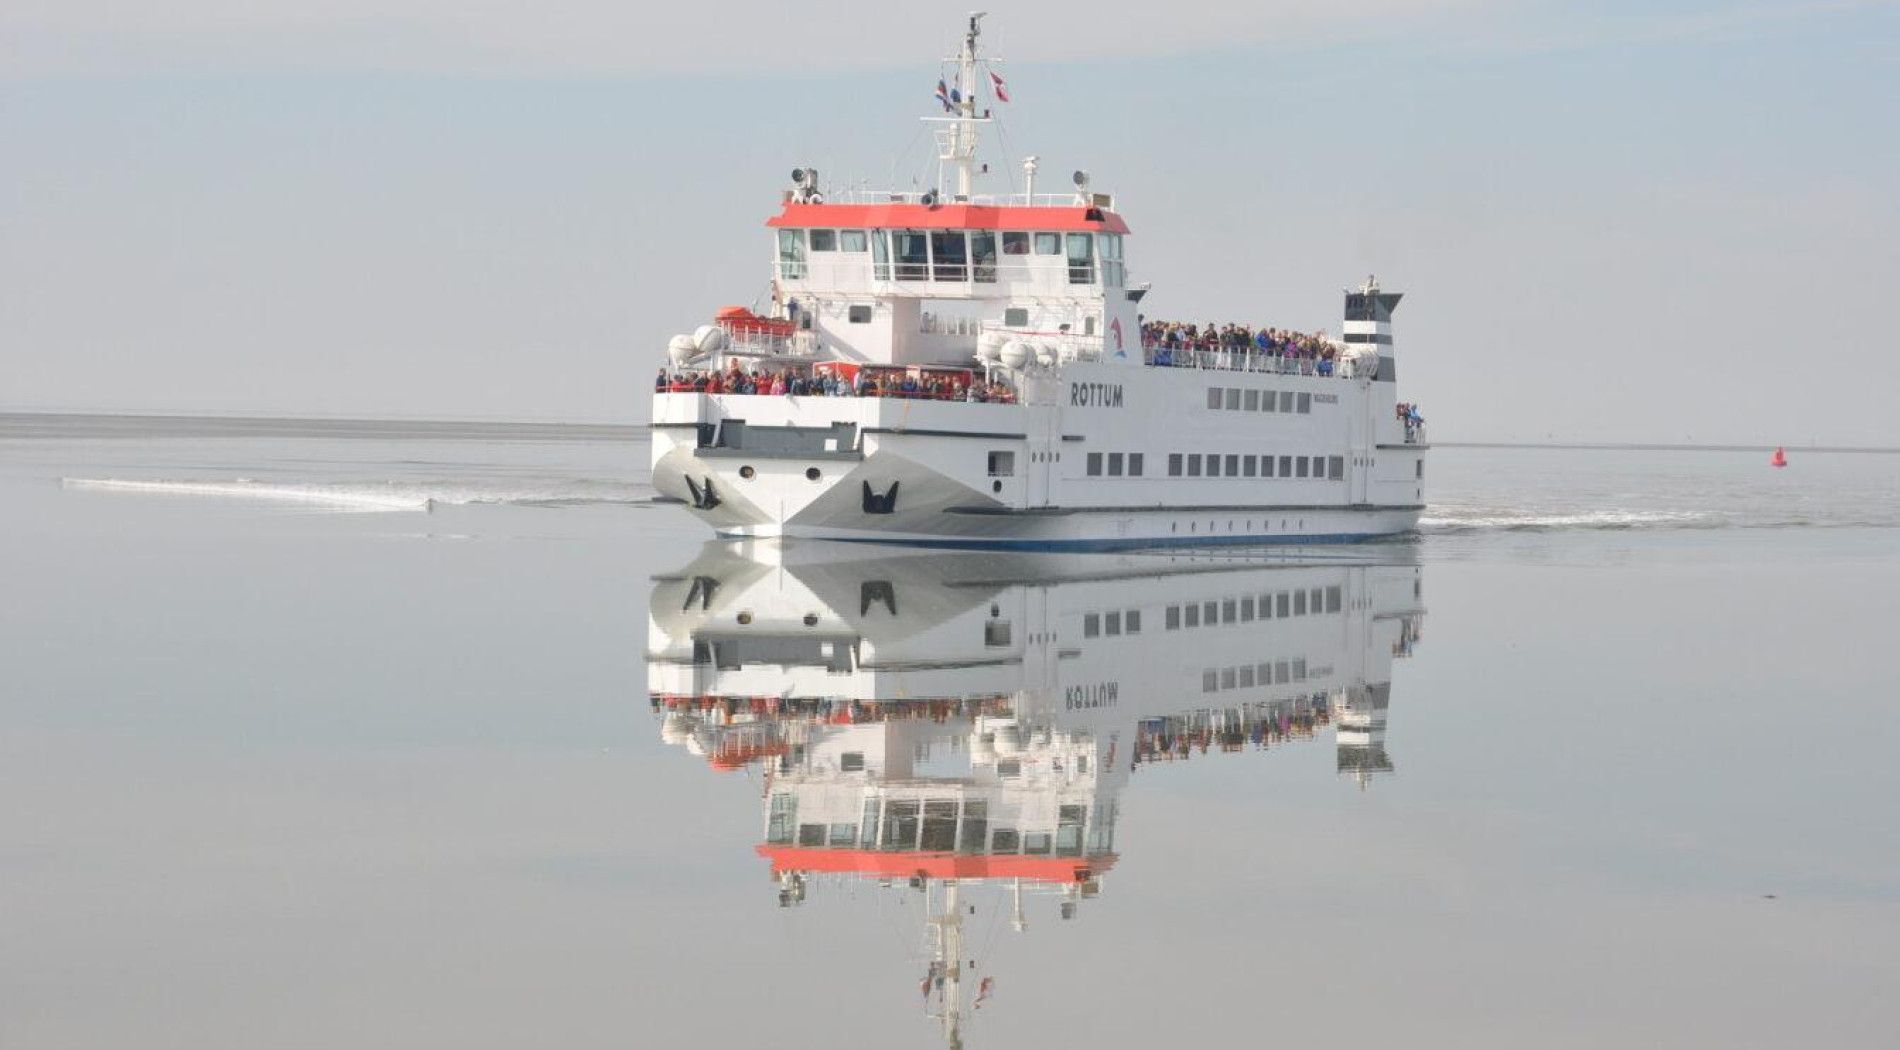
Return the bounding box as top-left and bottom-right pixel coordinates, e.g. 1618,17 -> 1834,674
651,16 -> 1428,549
647,540 -> 1426,1045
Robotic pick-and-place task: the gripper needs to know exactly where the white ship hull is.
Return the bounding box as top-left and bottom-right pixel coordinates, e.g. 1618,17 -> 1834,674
651,360 -> 1426,550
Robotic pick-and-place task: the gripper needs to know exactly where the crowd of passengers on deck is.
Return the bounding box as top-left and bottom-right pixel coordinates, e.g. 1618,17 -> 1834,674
657,365 -> 1016,402
1141,319 -> 1346,375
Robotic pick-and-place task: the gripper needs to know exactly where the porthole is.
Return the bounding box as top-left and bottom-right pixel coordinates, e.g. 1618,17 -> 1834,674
805,467 -> 821,481
802,613 -> 819,627
739,465 -> 756,479
737,611 -> 753,625
992,480 -> 1002,493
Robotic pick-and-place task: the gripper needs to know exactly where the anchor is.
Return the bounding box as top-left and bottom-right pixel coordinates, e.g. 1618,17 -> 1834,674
684,474 -> 721,510
861,479 -> 900,515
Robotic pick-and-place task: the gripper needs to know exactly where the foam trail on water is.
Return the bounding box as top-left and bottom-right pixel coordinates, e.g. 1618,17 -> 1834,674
63,477 -> 432,512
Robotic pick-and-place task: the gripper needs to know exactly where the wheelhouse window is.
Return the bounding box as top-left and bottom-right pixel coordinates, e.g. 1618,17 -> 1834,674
970,231 -> 997,282
871,229 -> 891,279
1003,231 -> 1031,255
1034,232 -> 1061,255
893,230 -> 928,281
808,229 -> 837,252
1099,233 -> 1124,286
776,229 -> 807,279
931,230 -> 968,282
1066,232 -> 1095,284
839,229 -> 867,252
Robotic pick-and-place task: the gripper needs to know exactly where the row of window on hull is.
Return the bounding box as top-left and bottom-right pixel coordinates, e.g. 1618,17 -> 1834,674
1168,453 -> 1347,480
776,228 -> 1126,286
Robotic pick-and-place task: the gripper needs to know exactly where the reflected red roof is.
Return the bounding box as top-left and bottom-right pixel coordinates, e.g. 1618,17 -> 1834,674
758,845 -> 1116,883
767,202 -> 1130,235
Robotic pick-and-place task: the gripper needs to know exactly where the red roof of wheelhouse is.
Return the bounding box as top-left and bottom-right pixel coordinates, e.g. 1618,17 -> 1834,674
767,202 -> 1131,235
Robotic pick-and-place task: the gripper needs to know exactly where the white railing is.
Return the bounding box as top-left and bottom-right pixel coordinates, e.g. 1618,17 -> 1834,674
822,188 -> 1110,209
719,323 -> 819,358
1141,343 -> 1358,378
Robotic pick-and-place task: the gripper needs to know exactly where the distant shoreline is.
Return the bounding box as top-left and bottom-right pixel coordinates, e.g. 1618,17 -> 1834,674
2,410 -> 1894,454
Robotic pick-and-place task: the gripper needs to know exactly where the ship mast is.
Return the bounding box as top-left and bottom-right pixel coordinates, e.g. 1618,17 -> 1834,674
935,12 -> 990,201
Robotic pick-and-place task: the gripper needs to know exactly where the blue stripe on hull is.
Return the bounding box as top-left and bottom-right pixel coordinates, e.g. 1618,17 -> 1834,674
725,530 -> 1420,552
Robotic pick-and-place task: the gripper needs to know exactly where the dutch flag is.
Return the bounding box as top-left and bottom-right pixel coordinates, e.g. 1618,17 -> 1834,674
935,79 -> 953,112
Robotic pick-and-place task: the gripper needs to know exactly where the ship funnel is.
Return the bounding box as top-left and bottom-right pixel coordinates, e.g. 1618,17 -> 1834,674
1342,275 -> 1402,382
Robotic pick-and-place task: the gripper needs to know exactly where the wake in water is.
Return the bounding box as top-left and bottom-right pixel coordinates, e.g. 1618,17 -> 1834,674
1418,508 -> 1711,533
62,477 -> 658,513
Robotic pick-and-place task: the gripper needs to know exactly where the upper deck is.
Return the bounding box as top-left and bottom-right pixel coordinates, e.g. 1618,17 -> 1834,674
767,198 -> 1129,300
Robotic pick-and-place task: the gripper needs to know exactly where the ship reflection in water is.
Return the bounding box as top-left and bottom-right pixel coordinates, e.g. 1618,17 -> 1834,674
648,542 -> 1425,1048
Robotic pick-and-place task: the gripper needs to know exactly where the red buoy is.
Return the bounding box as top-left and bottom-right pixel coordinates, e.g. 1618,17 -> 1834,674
1770,446 -> 1788,468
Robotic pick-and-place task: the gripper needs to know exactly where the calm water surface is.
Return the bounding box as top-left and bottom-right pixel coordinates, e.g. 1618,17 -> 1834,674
3,415 -> 1897,1048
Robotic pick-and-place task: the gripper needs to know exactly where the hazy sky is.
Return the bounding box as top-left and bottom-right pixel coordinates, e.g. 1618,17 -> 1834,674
3,1 -> 1897,443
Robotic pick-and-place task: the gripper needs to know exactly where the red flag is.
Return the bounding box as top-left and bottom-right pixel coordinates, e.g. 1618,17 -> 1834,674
990,71 -> 1009,103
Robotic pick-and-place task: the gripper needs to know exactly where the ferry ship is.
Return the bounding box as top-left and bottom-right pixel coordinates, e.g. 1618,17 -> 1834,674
648,540 -> 1425,1045
651,17 -> 1428,549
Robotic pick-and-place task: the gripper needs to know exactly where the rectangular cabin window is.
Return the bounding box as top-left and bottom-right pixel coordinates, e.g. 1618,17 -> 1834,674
1262,455 -> 1276,478
1066,233 -> 1095,284
839,229 -> 867,252
970,231 -> 997,283
985,620 -> 1012,647
1207,388 -> 1223,409
1165,605 -> 1181,630
1244,455 -> 1257,477
988,451 -> 1015,477
808,229 -> 837,252
1297,392 -> 1312,414
1416,459 -> 1424,479
893,230 -> 928,281
1187,454 -> 1202,477
1003,231 -> 1031,255
1240,597 -> 1255,620
871,229 -> 891,278
1206,455 -> 1220,477
1244,390 -> 1260,411
840,752 -> 865,772
1279,391 -> 1295,412
1224,454 -> 1239,476
848,304 -> 872,323
776,229 -> 807,279
1083,613 -> 1100,637
1294,590 -> 1308,615
1128,453 -> 1144,477
1099,233 -> 1125,286
1326,586 -> 1343,613
1261,390 -> 1277,412
1203,670 -> 1219,693
1203,600 -> 1218,623
1184,604 -> 1200,627
1297,456 -> 1310,478
1105,611 -> 1122,636
1224,389 -> 1241,410
1034,232 -> 1062,255
1329,456 -> 1345,480
1168,453 -> 1183,476
1279,455 -> 1293,477
931,230 -> 968,281
1087,452 -> 1103,476
1126,610 -> 1141,634
1003,306 -> 1029,327
1107,452 -> 1124,476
